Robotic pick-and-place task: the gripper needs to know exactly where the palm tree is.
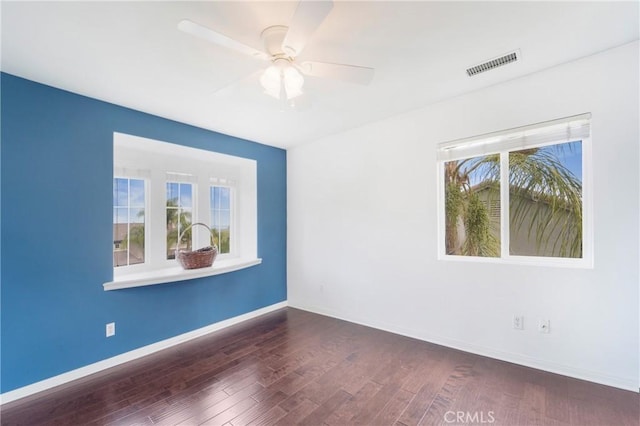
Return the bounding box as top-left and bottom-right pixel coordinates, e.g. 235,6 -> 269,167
445,143 -> 582,258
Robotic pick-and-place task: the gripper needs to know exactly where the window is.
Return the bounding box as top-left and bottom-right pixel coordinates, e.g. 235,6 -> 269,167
438,114 -> 592,267
112,132 -> 258,281
113,178 -> 146,267
210,185 -> 232,254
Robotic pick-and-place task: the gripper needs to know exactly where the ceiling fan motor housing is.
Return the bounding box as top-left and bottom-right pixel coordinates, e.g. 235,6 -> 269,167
261,25 -> 290,58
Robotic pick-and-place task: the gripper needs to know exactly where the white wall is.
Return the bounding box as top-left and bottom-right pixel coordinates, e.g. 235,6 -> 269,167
287,41 -> 639,391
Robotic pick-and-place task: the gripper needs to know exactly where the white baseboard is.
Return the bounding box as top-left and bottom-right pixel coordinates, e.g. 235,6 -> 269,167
0,301 -> 288,405
290,302 -> 639,393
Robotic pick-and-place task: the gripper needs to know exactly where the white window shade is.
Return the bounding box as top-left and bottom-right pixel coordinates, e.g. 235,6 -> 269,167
437,113 -> 591,162
166,172 -> 198,184
210,177 -> 236,186
114,167 -> 151,179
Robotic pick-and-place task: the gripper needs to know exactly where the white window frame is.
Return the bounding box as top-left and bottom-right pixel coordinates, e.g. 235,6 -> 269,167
437,113 -> 593,268
109,132 -> 259,288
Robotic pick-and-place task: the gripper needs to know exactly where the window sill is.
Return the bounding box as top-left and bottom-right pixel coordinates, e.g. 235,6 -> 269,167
438,254 -> 593,269
103,258 -> 262,291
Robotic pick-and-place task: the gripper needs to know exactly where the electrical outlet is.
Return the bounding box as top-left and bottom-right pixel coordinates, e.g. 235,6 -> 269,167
106,322 -> 116,337
538,319 -> 550,333
513,315 -> 524,330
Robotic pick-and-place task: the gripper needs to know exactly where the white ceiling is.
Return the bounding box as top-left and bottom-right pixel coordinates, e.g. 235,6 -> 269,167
2,1 -> 638,149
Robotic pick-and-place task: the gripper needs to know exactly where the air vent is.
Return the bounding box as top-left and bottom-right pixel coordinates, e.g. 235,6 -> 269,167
466,51 -> 519,76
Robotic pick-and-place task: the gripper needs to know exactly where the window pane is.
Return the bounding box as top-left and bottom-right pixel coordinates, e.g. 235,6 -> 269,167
219,187 -> 230,210
113,207 -> 128,224
219,210 -> 231,229
444,155 -> 500,257
113,178 -> 146,267
114,178 -> 128,207
130,179 -> 145,207
218,228 -> 230,254
129,207 -> 144,224
218,210 -> 230,253
211,186 -> 220,209
166,182 -> 179,205
509,141 -> 582,258
210,186 -> 231,254
128,211 -> 145,265
113,208 -> 127,267
167,182 -> 192,259
179,183 -> 192,207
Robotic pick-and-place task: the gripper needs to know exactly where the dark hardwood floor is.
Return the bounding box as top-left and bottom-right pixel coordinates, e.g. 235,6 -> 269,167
1,308 -> 638,425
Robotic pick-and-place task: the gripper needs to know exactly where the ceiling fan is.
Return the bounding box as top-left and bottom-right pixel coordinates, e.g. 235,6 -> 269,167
177,0 -> 374,103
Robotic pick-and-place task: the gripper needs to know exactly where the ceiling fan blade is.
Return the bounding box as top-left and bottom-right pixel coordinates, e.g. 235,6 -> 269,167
281,0 -> 334,57
178,20 -> 270,61
299,61 -> 375,85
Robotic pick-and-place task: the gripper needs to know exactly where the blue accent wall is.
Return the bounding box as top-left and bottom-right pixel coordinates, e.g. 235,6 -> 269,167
0,73 -> 287,393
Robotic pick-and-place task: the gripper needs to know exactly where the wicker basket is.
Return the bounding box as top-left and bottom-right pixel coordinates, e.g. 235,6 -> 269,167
175,223 -> 218,270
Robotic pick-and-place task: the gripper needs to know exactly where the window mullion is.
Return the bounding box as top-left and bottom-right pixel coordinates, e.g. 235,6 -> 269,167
198,178 -> 210,250
500,151 -> 510,259
127,179 -> 131,266
144,179 -> 150,267
177,184 -> 182,254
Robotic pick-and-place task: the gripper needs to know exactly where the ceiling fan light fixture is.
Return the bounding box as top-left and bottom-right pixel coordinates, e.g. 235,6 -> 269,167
260,61 -> 305,100
283,66 -> 304,99
260,65 -> 281,99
